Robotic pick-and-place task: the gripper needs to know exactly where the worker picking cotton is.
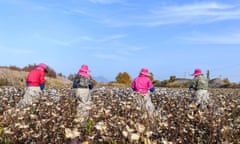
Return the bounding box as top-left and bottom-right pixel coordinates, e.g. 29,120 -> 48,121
189,68 -> 210,109
131,68 -> 155,115
17,63 -> 48,108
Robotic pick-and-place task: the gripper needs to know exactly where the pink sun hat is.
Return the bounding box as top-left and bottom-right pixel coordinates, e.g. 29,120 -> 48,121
37,63 -> 48,73
191,68 -> 202,76
140,68 -> 151,76
38,63 -> 47,69
78,64 -> 90,73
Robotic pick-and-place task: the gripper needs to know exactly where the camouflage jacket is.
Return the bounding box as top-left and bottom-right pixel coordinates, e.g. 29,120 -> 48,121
72,74 -> 94,89
190,75 -> 208,90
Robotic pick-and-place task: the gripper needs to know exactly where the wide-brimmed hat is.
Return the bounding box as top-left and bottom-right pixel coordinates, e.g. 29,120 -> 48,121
38,63 -> 48,73
191,68 -> 202,76
140,68 -> 151,76
79,64 -> 90,72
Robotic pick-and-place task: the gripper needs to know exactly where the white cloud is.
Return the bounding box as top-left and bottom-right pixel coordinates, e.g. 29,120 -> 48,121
92,44 -> 144,61
14,49 -> 34,54
52,40 -> 71,46
117,45 -> 145,56
0,47 -> 35,54
88,0 -> 125,4
98,34 -> 127,42
35,35 -> 94,47
101,2 -> 240,27
157,2 -> 234,12
149,2 -> 240,24
1,0 -> 48,11
63,8 -> 86,15
93,53 -> 124,61
44,34 -> 130,55
52,34 -> 126,46
180,32 -> 240,44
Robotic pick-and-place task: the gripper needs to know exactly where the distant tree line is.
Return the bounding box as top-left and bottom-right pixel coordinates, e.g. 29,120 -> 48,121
0,64 -> 57,78
97,70 -> 240,88
1,66 -> 239,88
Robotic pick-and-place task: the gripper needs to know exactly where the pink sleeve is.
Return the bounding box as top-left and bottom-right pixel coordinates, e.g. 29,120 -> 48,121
39,72 -> 45,84
148,79 -> 154,88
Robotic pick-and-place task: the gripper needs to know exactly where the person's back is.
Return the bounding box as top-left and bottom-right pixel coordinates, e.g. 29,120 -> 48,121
17,63 -> 47,108
72,64 -> 94,117
26,68 -> 45,86
73,74 -> 93,89
132,75 -> 153,94
191,75 -> 208,90
189,68 -> 210,109
131,68 -> 155,115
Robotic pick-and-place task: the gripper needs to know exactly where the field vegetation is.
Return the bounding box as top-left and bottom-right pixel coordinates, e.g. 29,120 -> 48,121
0,87 -> 239,143
0,66 -> 239,143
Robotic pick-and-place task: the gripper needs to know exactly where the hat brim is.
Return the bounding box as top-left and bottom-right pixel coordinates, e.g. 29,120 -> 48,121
141,72 -> 151,76
191,72 -> 202,76
80,69 -> 90,72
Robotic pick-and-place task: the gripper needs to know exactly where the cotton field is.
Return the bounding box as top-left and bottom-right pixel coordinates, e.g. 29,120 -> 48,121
0,86 -> 240,143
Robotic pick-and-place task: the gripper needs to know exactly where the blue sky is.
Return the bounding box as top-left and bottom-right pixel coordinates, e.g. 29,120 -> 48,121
0,0 -> 240,82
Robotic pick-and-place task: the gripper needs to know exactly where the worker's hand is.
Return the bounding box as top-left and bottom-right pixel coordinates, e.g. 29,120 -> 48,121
72,81 -> 78,88
189,86 -> 193,91
150,87 -> 155,93
40,84 -> 45,90
89,83 -> 94,90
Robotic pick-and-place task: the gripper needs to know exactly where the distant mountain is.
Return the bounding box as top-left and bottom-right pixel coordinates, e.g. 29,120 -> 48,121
93,76 -> 109,83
